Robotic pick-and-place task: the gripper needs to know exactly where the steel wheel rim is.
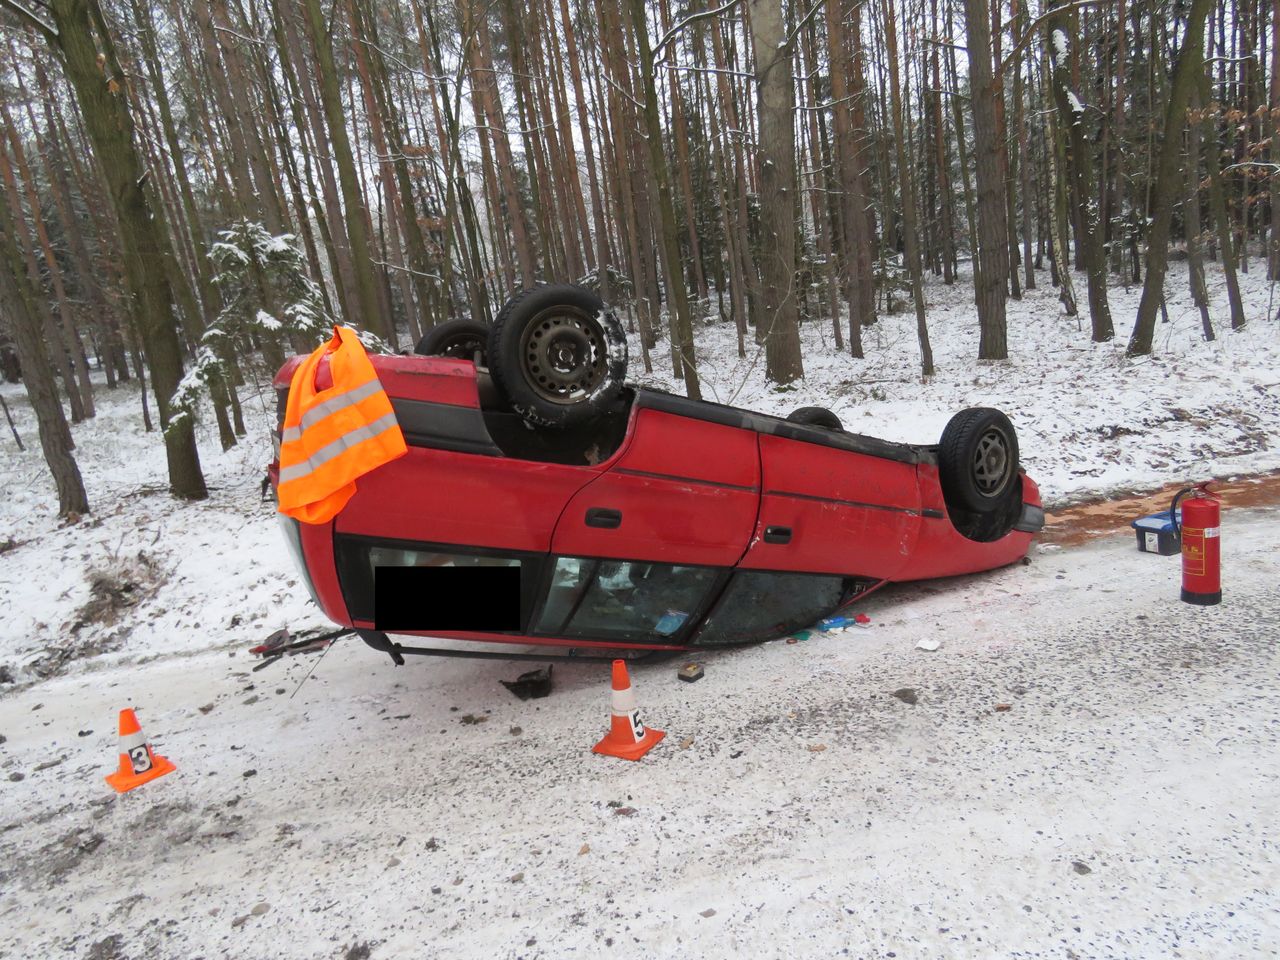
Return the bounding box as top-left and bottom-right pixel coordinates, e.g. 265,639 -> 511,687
519,306 -> 607,405
973,427 -> 1012,497
436,334 -> 484,359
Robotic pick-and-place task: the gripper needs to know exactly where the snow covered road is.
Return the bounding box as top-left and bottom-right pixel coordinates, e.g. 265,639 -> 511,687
2,506 -> 1277,959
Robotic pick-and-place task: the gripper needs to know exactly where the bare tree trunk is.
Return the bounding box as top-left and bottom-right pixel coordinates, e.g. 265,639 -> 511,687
0,208 -> 89,517
559,0 -> 611,300
1128,0 -> 1214,355
467,0 -> 539,288
929,0 -> 957,284
1045,90 -> 1079,317
0,123 -> 87,424
882,0 -> 934,375
1199,73 -> 1247,331
826,0 -> 869,357
628,0 -> 700,398
46,0 -> 206,498
300,0 -> 391,343
1186,87 -> 1215,341
1046,0 -> 1114,342
963,0 -> 1010,359
748,0 -> 804,384
1012,0 -> 1035,290
1270,0 -> 1280,280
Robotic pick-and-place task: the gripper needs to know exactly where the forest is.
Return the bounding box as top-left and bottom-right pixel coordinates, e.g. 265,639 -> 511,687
0,0 -> 1269,514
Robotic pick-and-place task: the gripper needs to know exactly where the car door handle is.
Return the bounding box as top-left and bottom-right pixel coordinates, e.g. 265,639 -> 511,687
764,525 -> 792,544
585,508 -> 622,529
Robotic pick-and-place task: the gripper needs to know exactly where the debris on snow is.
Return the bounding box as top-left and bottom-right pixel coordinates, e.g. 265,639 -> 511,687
500,665 -> 554,700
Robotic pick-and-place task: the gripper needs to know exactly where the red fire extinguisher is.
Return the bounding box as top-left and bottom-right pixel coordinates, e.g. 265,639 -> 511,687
1171,484 -> 1221,606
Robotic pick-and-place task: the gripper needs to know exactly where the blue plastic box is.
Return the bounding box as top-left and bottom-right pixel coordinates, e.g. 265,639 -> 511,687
1132,510 -> 1180,556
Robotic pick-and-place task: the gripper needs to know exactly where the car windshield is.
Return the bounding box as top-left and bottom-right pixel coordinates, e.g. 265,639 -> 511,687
536,557 -> 719,643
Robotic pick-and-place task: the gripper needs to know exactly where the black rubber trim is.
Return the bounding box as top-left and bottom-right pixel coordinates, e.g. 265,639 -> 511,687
922,508 -> 946,519
634,389 -> 930,465
613,466 -> 758,493
764,488 -> 921,517
1013,503 -> 1046,533
1180,589 -> 1222,606
391,398 -> 503,457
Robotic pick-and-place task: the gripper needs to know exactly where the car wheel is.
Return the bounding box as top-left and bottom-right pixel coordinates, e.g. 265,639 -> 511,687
938,408 -> 1020,512
786,406 -> 843,431
415,320 -> 488,363
487,284 -> 627,429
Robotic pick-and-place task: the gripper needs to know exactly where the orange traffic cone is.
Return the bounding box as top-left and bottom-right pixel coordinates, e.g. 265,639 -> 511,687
592,660 -> 665,761
104,708 -> 176,793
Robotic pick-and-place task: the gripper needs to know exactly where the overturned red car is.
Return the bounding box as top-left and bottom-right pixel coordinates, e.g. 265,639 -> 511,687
269,285 -> 1043,663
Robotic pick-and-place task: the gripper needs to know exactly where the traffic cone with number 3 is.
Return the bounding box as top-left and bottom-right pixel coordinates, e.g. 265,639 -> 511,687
592,660 -> 665,760
104,708 -> 176,793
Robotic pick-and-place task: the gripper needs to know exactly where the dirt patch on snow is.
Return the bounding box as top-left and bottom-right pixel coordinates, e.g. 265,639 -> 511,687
71,552 -> 164,633
1042,470 -> 1280,547
22,553 -> 168,681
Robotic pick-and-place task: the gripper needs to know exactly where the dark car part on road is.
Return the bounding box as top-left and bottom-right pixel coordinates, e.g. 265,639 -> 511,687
786,406 -> 844,431
486,284 -> 627,429
415,319 -> 488,364
500,664 -> 555,700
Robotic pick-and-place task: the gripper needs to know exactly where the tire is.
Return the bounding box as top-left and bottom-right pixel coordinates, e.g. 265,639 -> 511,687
415,320 -> 488,363
487,284 -> 627,429
938,408 -> 1020,513
786,406 -> 843,431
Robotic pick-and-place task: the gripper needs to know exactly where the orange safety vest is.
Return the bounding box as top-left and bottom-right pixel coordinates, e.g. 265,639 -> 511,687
277,326 -> 407,524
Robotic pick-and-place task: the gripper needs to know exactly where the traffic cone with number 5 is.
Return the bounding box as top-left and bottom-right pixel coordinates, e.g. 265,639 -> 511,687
592,660 -> 665,760
104,708 -> 176,793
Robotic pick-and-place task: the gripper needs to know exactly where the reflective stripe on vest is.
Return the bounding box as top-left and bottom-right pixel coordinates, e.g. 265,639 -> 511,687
280,378 -> 385,445
277,326 -> 407,524
278,410 -> 400,484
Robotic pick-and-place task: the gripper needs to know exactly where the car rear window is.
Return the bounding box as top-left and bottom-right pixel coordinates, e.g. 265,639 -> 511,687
333,535 -> 543,629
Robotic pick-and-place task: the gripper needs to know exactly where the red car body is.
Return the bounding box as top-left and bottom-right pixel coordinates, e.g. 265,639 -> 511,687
270,354 -> 1043,655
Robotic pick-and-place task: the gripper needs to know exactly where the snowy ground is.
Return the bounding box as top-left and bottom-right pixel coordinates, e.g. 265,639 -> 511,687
0,260 -> 1278,957
1,505 -> 1278,958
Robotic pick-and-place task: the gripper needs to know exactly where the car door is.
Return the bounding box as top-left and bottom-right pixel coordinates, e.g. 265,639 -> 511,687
551,406 -> 760,566
741,432 -> 922,579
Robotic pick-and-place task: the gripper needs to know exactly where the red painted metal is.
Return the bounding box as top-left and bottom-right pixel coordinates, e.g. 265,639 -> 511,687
274,353 -> 481,407
552,408 -> 760,565
893,470 -> 1040,581
298,519 -> 350,625
335,447 -> 604,554
741,434 -> 921,576
1179,486 -> 1221,604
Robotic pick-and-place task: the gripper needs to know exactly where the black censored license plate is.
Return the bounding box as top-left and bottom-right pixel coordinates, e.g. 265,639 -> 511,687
374,566 -> 521,631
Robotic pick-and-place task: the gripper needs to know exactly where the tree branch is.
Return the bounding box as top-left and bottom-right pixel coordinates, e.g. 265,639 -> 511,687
1003,0 -> 1101,73
785,0 -> 827,49
652,0 -> 742,63
1,0 -> 57,43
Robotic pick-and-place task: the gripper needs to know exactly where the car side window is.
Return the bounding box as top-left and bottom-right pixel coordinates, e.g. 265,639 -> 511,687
695,571 -> 847,646
537,558 -> 720,643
